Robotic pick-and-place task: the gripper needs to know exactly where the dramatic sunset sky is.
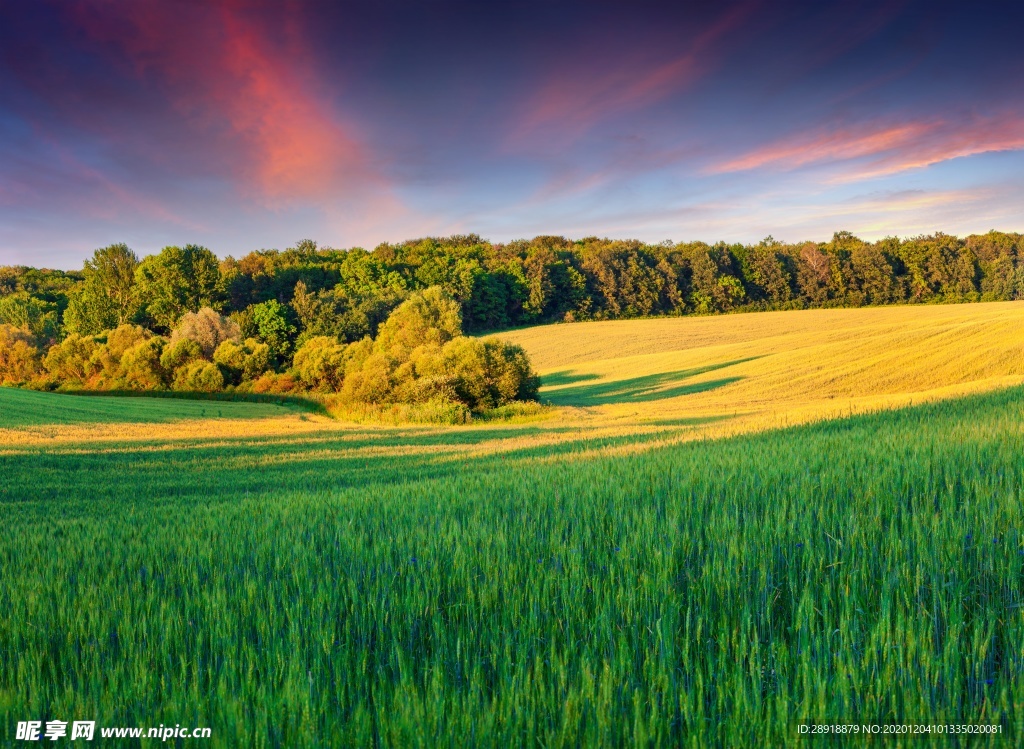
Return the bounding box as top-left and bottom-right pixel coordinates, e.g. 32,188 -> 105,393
2,1 -> 1023,267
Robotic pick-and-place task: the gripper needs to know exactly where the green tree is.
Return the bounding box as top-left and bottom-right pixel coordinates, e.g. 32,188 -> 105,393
979,254 -> 1024,300
251,299 -> 298,363
159,338 -> 203,377
850,245 -> 899,305
338,288 -> 462,405
686,245 -> 746,314
429,337 -> 539,411
135,245 -> 223,332
291,281 -> 405,347
374,287 -> 463,354
0,292 -> 59,341
63,244 -> 141,335
743,245 -> 793,305
87,243 -> 139,324
519,244 -> 588,322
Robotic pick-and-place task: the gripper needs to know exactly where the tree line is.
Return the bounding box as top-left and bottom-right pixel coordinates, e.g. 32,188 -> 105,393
0,230 -> 1021,407
5,231 -> 1023,341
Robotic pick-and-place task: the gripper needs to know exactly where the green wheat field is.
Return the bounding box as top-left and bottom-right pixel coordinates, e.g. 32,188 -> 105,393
1,387 -> 1022,746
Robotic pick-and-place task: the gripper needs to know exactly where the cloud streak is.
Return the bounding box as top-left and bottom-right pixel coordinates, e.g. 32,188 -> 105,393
505,2 -> 757,148
711,112 -> 1024,181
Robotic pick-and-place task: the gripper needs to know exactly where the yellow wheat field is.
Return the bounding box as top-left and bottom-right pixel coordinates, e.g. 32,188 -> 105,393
497,300 -> 1024,437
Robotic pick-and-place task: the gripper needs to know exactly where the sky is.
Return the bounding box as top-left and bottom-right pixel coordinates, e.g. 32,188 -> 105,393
2,0 -> 1024,269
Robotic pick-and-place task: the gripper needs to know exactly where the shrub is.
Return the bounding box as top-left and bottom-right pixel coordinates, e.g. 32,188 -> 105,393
0,325 -> 43,385
291,336 -> 350,391
479,339 -> 540,403
242,341 -> 274,382
339,348 -> 399,404
170,307 -> 240,358
213,338 -> 273,385
106,324 -> 151,358
328,288 -> 541,413
426,337 -> 540,412
172,361 -> 225,392
324,396 -> 471,425
94,324 -> 153,378
160,338 -> 203,375
118,337 -> 168,390
333,289 -> 462,405
17,282 -> 540,421
250,372 -> 299,394
475,400 -> 551,422
44,334 -> 103,384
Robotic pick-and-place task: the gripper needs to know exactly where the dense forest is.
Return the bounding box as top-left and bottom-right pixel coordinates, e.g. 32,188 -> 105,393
1,230 -> 1022,410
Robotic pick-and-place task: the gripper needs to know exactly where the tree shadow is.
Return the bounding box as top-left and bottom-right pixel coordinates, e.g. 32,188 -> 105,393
70,389 -> 329,415
543,359 -> 754,407
541,371 -> 602,387
0,387 -> 292,427
644,415 -> 733,427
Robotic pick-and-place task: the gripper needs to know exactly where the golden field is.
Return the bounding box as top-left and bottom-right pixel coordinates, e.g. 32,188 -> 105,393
499,300 -> 1024,437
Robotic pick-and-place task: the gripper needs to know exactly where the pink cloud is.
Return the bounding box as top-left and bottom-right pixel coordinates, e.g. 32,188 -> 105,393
710,112 -> 1024,180
67,0 -> 381,203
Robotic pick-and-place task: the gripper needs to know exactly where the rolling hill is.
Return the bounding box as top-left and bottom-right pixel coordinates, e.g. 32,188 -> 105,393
499,300 -> 1024,436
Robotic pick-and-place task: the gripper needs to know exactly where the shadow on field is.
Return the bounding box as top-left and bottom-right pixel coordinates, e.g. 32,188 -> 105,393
645,415 -> 733,428
540,371 -> 602,387
0,387 -> 291,428
1,420 -> 726,516
543,359 -> 755,407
